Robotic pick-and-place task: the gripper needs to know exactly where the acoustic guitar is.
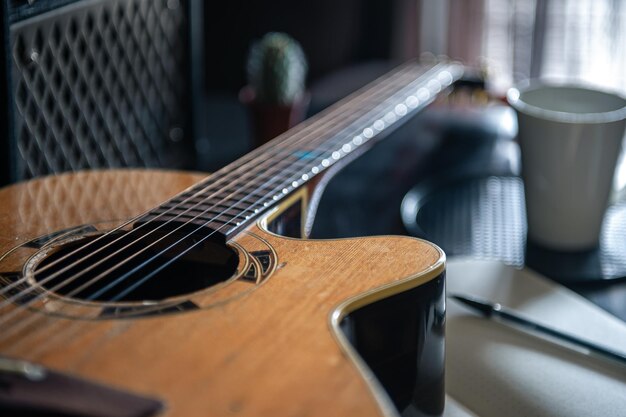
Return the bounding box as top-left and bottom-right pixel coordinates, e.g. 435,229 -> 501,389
0,61 -> 461,417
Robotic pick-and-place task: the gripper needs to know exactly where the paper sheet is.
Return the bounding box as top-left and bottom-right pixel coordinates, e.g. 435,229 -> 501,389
442,259 -> 626,417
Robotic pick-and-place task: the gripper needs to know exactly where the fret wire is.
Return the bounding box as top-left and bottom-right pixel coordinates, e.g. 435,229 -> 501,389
207,68 -> 450,234
168,64 -> 445,233
166,65 -> 444,218
198,63 -> 456,230
160,217 -> 235,226
127,62 -> 442,254
148,65 -> 431,221
157,63 -> 428,218
162,64 -> 416,204
187,62 -> 424,188
155,206 -> 242,219
182,64 -> 427,194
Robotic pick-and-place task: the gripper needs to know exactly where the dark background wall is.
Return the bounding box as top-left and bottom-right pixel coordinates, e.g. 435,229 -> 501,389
203,0 -> 395,93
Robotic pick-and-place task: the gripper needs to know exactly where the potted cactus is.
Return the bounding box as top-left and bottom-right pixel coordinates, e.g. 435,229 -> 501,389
240,32 -> 309,147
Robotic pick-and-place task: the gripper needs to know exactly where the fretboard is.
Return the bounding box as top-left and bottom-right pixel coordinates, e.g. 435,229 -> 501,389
140,61 -> 463,238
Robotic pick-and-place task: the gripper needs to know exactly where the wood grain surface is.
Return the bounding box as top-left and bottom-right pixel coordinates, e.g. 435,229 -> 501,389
0,169 -> 444,417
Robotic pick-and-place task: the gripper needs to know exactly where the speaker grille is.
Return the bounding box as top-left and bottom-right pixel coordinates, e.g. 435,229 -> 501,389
10,0 -> 189,180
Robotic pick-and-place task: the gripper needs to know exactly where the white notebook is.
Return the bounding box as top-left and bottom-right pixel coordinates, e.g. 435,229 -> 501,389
442,259 -> 626,417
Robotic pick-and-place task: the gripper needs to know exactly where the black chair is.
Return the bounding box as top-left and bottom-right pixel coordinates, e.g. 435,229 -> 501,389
0,0 -> 205,185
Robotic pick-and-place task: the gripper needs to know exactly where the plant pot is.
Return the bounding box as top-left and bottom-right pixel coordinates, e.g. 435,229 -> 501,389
239,86 -> 310,148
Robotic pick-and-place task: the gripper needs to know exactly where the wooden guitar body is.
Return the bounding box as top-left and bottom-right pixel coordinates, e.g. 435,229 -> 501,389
0,169 -> 445,417
0,61 -> 462,416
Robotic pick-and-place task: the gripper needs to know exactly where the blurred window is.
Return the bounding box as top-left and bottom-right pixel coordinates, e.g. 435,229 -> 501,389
482,0 -> 626,93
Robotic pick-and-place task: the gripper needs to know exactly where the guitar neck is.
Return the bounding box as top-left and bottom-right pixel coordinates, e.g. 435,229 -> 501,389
140,61 -> 463,238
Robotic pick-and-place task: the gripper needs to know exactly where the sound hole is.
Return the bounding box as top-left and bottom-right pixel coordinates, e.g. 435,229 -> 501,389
33,227 -> 239,302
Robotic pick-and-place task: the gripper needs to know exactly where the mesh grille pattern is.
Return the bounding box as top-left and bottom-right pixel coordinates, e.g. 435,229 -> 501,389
415,176 -> 526,267
11,0 -> 188,180
408,176 -> 626,281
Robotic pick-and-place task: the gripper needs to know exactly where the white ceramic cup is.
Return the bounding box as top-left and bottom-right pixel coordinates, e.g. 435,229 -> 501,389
507,82 -> 626,251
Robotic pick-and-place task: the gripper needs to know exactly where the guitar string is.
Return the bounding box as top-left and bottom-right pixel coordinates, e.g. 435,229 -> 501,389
13,62 -> 454,355
4,63 -> 438,324
7,61 -> 456,358
9,64 -> 457,360
0,62 -> 446,344
0,63 -> 420,308
0,64 -> 419,312
0,62 -> 417,305
0,64 -> 441,347
0,65 -> 425,345
3,62 -> 448,328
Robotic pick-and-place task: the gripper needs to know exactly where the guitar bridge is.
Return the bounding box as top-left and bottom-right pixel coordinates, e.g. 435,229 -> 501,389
0,357 -> 46,381
0,357 -> 162,417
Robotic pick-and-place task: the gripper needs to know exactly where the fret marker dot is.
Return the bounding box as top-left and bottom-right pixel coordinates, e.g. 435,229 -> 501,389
342,144 -> 351,153
282,188 -> 289,194
332,151 -> 340,160
373,120 -> 384,131
417,88 -> 430,101
384,112 -> 396,124
428,79 -> 442,93
395,103 -> 408,116
353,136 -> 363,145
273,195 -> 279,200
321,159 -> 330,167
437,70 -> 453,85
302,174 -> 309,180
406,96 -> 418,108
292,181 -> 298,187
264,202 -> 269,206
363,128 -> 374,138
255,209 -> 259,213
312,167 -> 319,174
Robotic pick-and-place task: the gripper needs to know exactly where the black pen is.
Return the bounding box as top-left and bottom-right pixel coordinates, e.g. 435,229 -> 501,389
451,294 -> 626,365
